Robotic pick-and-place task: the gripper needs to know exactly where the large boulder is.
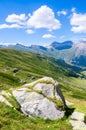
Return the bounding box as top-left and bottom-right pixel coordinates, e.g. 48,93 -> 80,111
13,77 -> 67,120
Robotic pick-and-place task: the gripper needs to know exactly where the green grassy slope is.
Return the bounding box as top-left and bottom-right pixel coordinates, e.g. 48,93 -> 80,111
0,48 -> 86,130
0,48 -> 86,104
0,48 -> 74,90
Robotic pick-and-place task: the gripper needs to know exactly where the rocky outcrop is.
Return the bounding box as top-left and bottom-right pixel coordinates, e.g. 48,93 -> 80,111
13,77 -> 67,120
24,77 -> 67,108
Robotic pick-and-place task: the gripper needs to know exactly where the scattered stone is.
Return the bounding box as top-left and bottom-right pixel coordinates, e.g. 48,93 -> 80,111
71,111 -> 84,122
20,78 -> 26,84
13,68 -> 19,73
69,111 -> 86,130
69,120 -> 86,130
30,76 -> 35,80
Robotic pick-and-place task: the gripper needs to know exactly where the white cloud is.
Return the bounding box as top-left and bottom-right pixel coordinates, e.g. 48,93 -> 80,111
0,5 -> 61,32
0,14 -> 27,29
0,23 -> 22,29
70,12 -> 86,33
27,5 -> 61,31
57,10 -> 67,16
71,8 -> 76,13
42,34 -> 55,38
6,14 -> 27,25
26,29 -> 34,34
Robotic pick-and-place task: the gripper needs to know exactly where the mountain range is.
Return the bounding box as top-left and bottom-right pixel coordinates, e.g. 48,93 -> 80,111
0,40 -> 86,67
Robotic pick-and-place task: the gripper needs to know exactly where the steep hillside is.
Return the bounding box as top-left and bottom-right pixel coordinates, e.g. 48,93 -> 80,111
0,48 -> 86,130
0,48 -> 78,90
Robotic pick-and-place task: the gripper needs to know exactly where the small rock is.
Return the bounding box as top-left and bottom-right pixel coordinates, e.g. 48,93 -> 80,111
69,111 -> 86,130
69,120 -> 86,130
20,79 -> 26,84
70,111 -> 84,122
13,68 -> 19,73
30,76 -> 35,80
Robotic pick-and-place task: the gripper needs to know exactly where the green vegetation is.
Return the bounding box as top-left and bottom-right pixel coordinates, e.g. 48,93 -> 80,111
2,94 -> 20,110
0,103 -> 72,130
0,48 -> 81,90
0,48 -> 86,129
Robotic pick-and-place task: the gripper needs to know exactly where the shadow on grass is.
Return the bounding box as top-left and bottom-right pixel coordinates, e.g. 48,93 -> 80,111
84,116 -> 86,123
65,107 -> 75,118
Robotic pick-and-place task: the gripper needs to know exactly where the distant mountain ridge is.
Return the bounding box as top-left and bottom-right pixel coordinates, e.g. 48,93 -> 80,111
0,40 -> 86,67
50,41 -> 73,50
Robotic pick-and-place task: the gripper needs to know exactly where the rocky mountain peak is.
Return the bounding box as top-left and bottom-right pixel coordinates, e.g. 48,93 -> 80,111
50,41 -> 73,50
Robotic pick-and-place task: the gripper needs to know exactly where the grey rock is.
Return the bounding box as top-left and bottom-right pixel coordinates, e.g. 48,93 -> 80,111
70,111 -> 84,122
13,77 -> 67,120
69,111 -> 86,130
69,120 -> 86,130
25,77 -> 67,108
20,79 -> 26,84
13,90 -> 64,120
34,83 -> 55,98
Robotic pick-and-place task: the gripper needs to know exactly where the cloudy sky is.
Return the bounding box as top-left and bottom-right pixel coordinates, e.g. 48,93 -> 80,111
0,0 -> 86,45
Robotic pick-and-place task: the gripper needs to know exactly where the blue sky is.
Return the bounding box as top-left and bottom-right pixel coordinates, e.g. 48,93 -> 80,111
0,0 -> 86,46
